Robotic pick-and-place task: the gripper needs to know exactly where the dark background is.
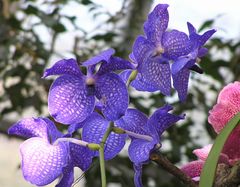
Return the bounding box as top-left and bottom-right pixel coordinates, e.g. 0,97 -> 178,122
0,0 -> 240,186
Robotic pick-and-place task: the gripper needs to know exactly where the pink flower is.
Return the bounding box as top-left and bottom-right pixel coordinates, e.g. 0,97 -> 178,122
182,81 -> 240,180
208,81 -> 240,133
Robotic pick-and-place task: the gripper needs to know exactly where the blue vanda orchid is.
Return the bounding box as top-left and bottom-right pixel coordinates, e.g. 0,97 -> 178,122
115,105 -> 185,187
129,4 -> 192,95
43,49 -> 134,125
8,117 -> 93,187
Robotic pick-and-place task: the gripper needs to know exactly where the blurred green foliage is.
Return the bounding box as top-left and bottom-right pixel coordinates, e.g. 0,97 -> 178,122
0,0 -> 240,186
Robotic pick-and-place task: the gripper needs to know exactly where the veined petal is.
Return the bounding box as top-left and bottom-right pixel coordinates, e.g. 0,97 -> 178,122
181,160 -> 204,180
187,22 -> 197,35
199,29 -> 216,46
70,143 -> 93,171
171,57 -> 191,75
144,4 -> 169,44
128,139 -> 157,164
56,166 -> 74,187
147,105 -> 185,137
133,164 -> 143,187
82,48 -> 115,66
97,56 -> 134,75
208,102 -> 238,133
172,68 -> 190,101
131,73 -> 159,92
95,73 -> 129,121
20,137 -> 69,186
43,58 -> 82,78
48,75 -> 95,124
132,36 -> 155,68
217,81 -> 240,109
8,117 -> 60,142
82,113 -> 126,160
162,30 -> 191,60
140,57 -> 171,95
115,108 -> 149,135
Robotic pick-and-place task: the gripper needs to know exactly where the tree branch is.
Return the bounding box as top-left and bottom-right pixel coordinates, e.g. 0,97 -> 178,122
150,150 -> 198,187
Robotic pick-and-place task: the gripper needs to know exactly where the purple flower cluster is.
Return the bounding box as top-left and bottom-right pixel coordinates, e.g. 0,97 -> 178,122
8,3 -> 215,187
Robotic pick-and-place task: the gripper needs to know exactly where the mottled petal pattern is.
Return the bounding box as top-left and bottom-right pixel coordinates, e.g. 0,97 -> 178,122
132,36 -> 155,68
144,4 -> 169,44
95,73 -> 129,121
131,73 -> 159,92
115,108 -> 149,135
181,160 -> 204,181
199,29 -> 216,46
172,68 -> 190,101
82,48 -> 115,66
217,81 -> 240,109
56,166 -> 74,187
8,117 -> 59,142
70,143 -> 93,171
43,58 -> 82,78
162,30 -> 191,60
147,105 -> 184,136
48,75 -> 95,124
141,57 -> 171,95
82,113 -> 126,160
20,137 -> 68,186
208,102 -> 238,133
128,139 -> 157,164
97,56 -> 134,75
171,57 -> 191,75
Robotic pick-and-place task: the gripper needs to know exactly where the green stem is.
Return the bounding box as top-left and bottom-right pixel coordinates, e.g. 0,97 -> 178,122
99,122 -> 114,187
127,70 -> 138,87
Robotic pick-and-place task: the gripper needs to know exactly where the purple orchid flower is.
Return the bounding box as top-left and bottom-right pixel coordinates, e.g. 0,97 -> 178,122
8,117 -> 93,187
171,22 -> 216,101
115,105 -> 185,187
69,112 -> 127,160
43,49 -> 134,125
130,4 -> 192,95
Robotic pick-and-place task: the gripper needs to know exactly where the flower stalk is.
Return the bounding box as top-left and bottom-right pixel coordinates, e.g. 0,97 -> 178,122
99,122 -> 114,187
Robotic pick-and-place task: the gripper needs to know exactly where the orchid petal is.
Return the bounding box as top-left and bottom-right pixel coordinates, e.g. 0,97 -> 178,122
48,75 -> 95,124
43,58 -> 82,78
162,30 -> 191,60
8,117 -> 60,142
144,4 -> 169,44
97,56 -> 134,75
95,73 -> 128,121
172,68 -> 190,101
20,137 -> 68,186
82,48 -> 115,66
82,113 -> 126,160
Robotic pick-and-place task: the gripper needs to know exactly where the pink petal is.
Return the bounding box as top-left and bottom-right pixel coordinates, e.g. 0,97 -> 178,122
217,81 -> 240,109
181,160 -> 205,180
208,102 -> 238,133
222,125 -> 240,165
193,144 -> 212,161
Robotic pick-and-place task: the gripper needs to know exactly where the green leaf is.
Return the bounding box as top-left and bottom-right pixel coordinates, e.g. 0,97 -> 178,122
92,32 -> 117,42
198,19 -> 214,32
199,112 -> 240,187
